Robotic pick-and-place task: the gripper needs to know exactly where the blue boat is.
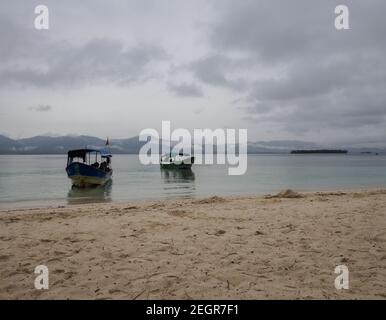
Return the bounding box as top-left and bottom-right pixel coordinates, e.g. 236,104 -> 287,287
66,148 -> 113,187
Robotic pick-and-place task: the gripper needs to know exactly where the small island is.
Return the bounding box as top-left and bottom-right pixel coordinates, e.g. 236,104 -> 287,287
291,149 -> 348,154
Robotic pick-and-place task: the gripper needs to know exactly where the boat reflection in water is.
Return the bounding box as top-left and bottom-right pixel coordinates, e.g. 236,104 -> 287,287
67,180 -> 113,205
160,168 -> 195,198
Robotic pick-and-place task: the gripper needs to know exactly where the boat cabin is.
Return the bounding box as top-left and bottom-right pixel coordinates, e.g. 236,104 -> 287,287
67,149 -> 112,172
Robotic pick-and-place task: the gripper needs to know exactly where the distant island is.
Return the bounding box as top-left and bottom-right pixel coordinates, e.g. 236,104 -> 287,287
291,150 -> 348,154
0,134 -> 384,155
360,151 -> 379,155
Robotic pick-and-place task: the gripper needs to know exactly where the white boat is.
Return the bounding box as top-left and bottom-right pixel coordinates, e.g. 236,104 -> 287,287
160,152 -> 195,169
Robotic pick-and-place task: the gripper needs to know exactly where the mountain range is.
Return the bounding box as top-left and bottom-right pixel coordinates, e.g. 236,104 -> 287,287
0,134 -> 385,155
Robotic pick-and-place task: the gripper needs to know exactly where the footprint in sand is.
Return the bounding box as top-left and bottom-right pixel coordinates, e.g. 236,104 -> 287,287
0,255 -> 10,262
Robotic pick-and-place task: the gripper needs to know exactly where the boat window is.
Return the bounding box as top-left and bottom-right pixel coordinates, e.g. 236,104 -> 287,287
68,155 -> 86,165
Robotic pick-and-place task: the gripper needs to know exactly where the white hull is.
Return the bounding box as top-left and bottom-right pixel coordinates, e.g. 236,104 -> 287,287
160,154 -> 195,169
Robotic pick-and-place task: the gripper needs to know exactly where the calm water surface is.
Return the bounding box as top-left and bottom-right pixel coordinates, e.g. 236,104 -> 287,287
0,154 -> 385,208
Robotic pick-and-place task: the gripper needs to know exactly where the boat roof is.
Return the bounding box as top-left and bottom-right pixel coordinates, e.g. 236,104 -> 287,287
68,148 -> 112,158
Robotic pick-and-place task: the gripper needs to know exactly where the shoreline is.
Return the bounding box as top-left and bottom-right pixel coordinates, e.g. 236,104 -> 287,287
1,189 -> 386,299
2,185 -> 386,212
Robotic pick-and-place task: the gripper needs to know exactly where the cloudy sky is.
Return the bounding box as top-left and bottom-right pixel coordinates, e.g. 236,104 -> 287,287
1,0 -> 385,147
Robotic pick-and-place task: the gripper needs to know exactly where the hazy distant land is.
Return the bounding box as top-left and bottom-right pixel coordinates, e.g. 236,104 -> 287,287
0,134 -> 385,155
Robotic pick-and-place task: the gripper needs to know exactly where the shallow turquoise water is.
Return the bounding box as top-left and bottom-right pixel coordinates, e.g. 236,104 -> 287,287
0,154 -> 385,208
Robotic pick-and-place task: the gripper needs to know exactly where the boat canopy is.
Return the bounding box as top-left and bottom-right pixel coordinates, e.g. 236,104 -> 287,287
68,149 -> 112,159
99,148 -> 112,158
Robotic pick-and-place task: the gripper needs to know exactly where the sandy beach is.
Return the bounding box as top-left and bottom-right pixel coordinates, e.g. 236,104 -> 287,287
1,189 -> 386,300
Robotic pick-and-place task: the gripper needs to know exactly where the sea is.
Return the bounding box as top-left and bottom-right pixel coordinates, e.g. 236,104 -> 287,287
0,154 -> 385,209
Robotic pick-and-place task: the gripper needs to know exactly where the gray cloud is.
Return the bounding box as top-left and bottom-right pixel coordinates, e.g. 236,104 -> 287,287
190,0 -> 386,140
0,15 -> 168,88
245,84 -> 386,134
1,0 -> 386,146
193,106 -> 205,115
29,105 -> 53,112
168,82 -> 204,98
187,54 -> 247,90
210,0 -> 386,63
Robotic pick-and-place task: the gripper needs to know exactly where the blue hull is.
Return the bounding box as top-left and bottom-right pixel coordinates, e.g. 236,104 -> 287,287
66,162 -> 112,187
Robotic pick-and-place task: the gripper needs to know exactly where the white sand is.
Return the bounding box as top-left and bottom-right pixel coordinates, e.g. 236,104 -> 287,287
1,189 -> 386,299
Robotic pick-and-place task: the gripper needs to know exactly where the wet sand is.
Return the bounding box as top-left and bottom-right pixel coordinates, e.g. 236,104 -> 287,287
1,189 -> 386,299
